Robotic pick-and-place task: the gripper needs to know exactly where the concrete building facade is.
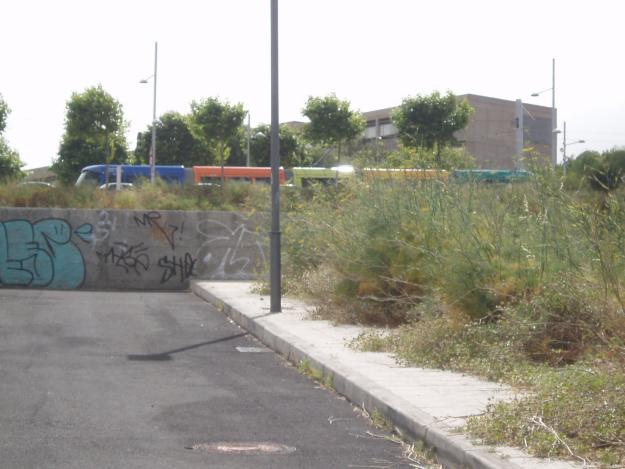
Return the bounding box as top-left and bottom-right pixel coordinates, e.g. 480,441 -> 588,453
362,94 -> 554,169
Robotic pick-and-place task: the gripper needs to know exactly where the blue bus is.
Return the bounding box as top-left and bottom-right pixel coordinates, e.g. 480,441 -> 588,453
75,165 -> 191,186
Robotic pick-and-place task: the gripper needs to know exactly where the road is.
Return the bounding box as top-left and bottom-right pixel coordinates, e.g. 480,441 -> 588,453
0,289 -> 414,469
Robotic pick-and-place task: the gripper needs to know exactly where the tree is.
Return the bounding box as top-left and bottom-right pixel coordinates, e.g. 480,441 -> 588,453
0,93 -> 9,133
569,148 -> 625,191
392,91 -> 473,166
0,94 -> 24,181
134,112 -> 207,166
0,140 -> 24,181
302,94 -> 365,165
52,85 -> 128,184
250,124 -> 306,167
189,97 -> 246,184
385,146 -> 476,170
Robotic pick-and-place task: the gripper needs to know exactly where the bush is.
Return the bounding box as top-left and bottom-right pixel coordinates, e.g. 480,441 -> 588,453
384,145 -> 476,170
466,365 -> 625,466
567,148 -> 625,191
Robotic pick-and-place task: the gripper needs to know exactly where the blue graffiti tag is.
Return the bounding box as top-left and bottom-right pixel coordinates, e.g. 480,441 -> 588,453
0,218 -> 92,289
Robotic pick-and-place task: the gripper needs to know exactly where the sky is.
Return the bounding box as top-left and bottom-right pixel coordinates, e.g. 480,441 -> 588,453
1,0 -> 623,169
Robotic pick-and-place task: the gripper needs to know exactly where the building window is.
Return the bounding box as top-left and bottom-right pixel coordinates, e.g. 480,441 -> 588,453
380,122 -> 397,137
364,126 -> 377,139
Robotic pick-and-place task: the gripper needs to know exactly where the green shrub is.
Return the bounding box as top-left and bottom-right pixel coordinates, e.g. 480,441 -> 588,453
466,365 -> 625,465
567,148 -> 625,191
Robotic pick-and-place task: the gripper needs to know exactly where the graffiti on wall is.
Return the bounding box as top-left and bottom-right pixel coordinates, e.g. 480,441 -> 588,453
91,210 -> 116,245
0,218 -> 92,288
196,219 -> 266,280
158,253 -> 197,283
96,242 -> 150,275
134,211 -> 182,250
1,210 -> 266,289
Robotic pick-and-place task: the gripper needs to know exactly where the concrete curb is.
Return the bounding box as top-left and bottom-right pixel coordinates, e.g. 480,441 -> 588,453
191,281 -> 524,469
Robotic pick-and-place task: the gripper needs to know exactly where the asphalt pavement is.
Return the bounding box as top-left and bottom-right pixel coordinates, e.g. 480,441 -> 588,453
192,281 -> 581,469
0,289 -> 417,469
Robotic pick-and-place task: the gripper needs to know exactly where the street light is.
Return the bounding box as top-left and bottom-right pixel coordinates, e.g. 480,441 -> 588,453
531,58 -> 557,166
561,121 -> 585,175
246,113 -> 251,167
270,0 -> 281,313
140,42 -> 158,183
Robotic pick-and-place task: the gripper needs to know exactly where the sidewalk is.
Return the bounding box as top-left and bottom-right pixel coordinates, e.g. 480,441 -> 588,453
191,281 -> 581,469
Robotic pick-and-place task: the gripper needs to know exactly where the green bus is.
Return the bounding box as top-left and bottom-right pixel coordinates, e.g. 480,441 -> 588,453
292,166 -> 355,188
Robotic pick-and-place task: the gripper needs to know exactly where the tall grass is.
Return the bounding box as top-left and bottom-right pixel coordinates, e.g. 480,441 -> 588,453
280,170 -> 625,465
283,170 -> 625,326
0,180 -> 271,212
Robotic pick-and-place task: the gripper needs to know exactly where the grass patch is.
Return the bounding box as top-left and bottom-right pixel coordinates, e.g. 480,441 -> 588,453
466,365 -> 625,466
352,278 -> 625,465
0,180 -> 272,212
297,359 -> 334,390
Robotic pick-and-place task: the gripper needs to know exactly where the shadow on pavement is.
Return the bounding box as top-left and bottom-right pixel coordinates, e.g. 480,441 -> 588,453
126,332 -> 249,362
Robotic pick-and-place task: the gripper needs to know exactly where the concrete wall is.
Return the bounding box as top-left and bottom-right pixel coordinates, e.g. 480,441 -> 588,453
0,208 -> 266,291
456,94 -> 552,169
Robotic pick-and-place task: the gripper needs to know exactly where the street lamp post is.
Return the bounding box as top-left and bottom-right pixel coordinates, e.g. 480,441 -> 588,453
246,113 -> 251,167
270,0 -> 281,313
531,58 -> 557,166
515,99 -> 524,163
140,42 -> 158,183
561,121 -> 585,176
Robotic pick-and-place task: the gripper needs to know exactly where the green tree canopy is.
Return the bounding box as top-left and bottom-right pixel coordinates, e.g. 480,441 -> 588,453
189,97 -> 246,182
568,148 -> 625,191
0,94 -> 24,181
134,112 -> 207,166
392,91 -> 473,165
302,94 -> 365,164
0,139 -> 24,181
250,124 -> 307,167
0,93 -> 9,133
53,85 -> 128,184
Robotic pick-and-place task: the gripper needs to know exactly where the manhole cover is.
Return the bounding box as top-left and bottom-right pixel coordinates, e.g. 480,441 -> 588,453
186,442 -> 296,455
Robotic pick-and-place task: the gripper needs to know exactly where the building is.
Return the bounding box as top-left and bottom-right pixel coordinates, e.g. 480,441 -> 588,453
23,166 -> 58,184
362,94 -> 554,169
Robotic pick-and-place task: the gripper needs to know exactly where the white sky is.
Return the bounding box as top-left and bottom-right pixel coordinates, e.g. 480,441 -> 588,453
1,0 -> 623,169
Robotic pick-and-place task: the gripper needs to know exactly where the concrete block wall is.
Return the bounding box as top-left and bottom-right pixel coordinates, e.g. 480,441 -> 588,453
0,208 -> 266,290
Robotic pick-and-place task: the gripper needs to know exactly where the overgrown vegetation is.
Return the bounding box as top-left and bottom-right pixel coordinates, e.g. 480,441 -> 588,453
0,179 -> 271,212
4,157 -> 625,465
0,93 -> 24,181
279,167 -> 625,466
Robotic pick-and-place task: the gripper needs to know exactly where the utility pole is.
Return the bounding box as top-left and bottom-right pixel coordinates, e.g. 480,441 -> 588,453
551,58 -> 557,167
515,99 -> 524,167
246,113 -> 251,167
270,0 -> 281,313
150,42 -> 158,183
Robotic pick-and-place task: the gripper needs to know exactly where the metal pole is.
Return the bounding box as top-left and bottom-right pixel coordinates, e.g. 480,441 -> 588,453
150,41 -> 158,183
247,113 -> 251,167
551,58 -> 556,167
562,121 -> 567,176
515,99 -> 523,166
270,0 -> 281,313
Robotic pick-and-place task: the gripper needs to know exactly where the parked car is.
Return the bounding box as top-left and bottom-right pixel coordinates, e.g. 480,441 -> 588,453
18,181 -> 55,188
99,182 -> 135,191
